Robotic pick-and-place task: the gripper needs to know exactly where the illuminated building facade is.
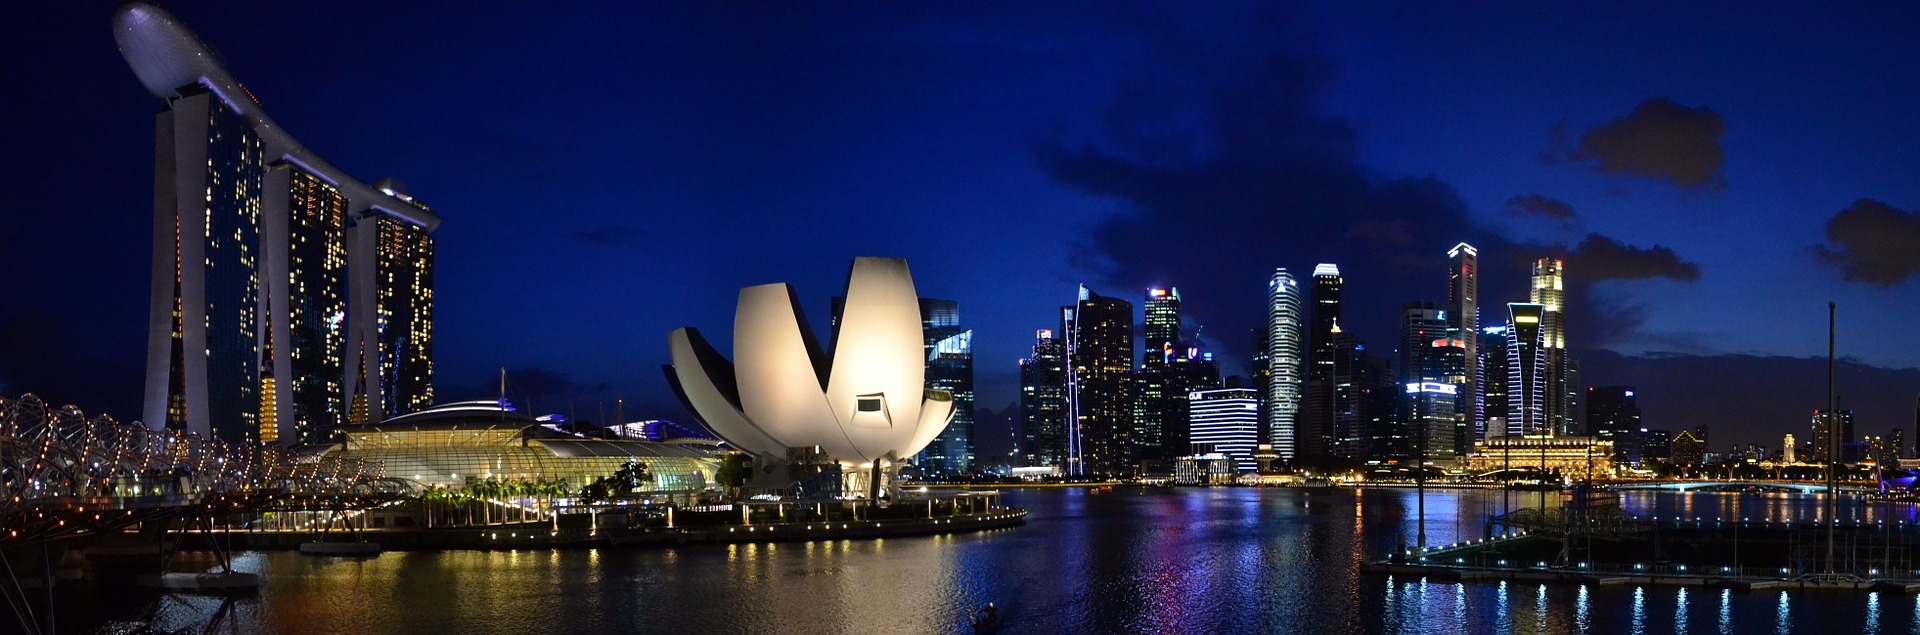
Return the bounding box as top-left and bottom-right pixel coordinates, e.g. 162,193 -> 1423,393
120,3 -> 439,445
1400,302 -> 1463,462
1463,435 -> 1615,479
1064,286 -> 1133,477
1507,303 -> 1549,437
1810,408 -> 1856,463
1265,269 -> 1303,462
916,298 -> 974,476
352,210 -> 437,422
1020,330 -> 1069,468
1300,264 -> 1342,462
1531,259 -> 1572,435
1481,325 -> 1510,438
1189,388 -> 1259,471
263,165 -> 348,444
1133,288 -> 1182,464
1446,244 -> 1480,455
1586,386 -> 1640,461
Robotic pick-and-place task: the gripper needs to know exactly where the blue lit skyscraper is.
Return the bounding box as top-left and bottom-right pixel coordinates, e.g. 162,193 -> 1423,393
916,298 -> 974,476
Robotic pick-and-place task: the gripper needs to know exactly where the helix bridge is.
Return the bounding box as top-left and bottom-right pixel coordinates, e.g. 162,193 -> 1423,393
0,393 -> 413,546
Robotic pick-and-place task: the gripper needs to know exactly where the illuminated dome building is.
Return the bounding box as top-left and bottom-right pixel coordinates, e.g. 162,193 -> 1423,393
314,401 -> 720,496
665,257 -> 956,498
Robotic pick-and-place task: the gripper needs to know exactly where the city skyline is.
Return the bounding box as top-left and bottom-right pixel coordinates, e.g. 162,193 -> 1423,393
7,2 -> 1920,451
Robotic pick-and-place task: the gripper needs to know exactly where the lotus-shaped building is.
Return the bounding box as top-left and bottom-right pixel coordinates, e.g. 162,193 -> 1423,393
665,257 -> 954,492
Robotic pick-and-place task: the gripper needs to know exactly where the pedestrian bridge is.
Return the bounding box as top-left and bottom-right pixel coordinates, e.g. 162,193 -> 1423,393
1608,481 -> 1871,494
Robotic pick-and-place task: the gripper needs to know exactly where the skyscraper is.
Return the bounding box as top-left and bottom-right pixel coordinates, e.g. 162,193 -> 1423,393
350,205 -> 437,422
1587,386 -> 1642,460
1064,286 -> 1134,477
1531,258 -> 1570,435
1400,302 -> 1464,462
1481,325 -> 1511,439
262,164 -> 347,445
1264,269 -> 1304,462
1507,303 -> 1549,436
1299,264 -> 1342,463
917,298 -> 974,475
1250,327 -> 1272,443
1189,388 -> 1260,471
120,4 -> 440,445
1019,330 -> 1068,468
1132,288 -> 1181,465
1446,244 -> 1480,453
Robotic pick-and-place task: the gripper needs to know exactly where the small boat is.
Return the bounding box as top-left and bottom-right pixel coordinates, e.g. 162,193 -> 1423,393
972,603 -> 1003,632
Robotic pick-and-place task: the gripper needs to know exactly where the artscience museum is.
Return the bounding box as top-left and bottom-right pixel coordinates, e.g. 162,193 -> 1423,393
665,257 -> 956,498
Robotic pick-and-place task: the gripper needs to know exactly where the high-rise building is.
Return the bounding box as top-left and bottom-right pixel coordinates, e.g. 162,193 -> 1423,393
121,4 -> 440,445
1189,388 -> 1260,471
1132,288 -> 1182,466
1064,286 -> 1134,477
262,164 -> 348,444
1400,302 -> 1464,462
1019,330 -> 1068,468
1250,327 -> 1271,443
351,207 -> 437,422
1810,409 -> 1856,463
1586,386 -> 1641,460
1299,264 -> 1342,463
1531,258 -> 1571,435
916,299 -> 974,475
1481,325 -> 1510,439
1264,269 -> 1304,462
1507,303 -> 1550,437
1446,244 -> 1480,453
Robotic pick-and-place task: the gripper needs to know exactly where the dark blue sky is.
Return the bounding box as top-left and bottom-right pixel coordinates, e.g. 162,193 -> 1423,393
5,2 -> 1919,448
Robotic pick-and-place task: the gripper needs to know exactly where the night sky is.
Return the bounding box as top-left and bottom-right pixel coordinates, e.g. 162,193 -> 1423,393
5,2 -> 1919,451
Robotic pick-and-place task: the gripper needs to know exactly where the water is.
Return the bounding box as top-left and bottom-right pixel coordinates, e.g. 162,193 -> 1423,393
48,487 -> 1920,633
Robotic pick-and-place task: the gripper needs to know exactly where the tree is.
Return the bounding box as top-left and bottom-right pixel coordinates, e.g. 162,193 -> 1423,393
714,453 -> 753,500
579,460 -> 654,504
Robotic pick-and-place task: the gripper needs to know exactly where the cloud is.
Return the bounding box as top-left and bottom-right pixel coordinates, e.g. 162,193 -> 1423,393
1810,198 -> 1920,285
1566,234 -> 1701,282
1563,97 -> 1727,191
570,226 -> 651,246
1505,193 -> 1575,220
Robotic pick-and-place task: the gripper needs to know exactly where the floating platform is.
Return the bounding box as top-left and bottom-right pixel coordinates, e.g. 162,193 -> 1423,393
299,541 -> 381,556
134,571 -> 259,591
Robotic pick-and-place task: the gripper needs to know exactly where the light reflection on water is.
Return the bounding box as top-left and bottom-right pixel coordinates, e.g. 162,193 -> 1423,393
52,488 -> 1920,634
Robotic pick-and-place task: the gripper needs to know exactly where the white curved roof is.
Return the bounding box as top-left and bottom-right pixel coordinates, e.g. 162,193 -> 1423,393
666,257 -> 955,464
112,3 -> 440,231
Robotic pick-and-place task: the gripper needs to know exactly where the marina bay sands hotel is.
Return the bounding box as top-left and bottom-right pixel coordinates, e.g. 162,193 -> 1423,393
115,4 -> 437,447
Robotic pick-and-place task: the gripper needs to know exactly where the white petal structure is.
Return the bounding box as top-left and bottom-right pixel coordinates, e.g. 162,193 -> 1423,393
665,257 -> 955,464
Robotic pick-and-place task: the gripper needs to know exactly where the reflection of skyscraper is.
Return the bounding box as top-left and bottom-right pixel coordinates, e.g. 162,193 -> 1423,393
1507,303 -> 1549,436
917,299 -> 974,475
1300,264 -> 1342,462
1065,286 -> 1133,477
1265,269 -> 1304,462
121,4 -> 440,445
1020,330 -> 1068,468
1531,258 -> 1569,434
1447,244 -> 1480,453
